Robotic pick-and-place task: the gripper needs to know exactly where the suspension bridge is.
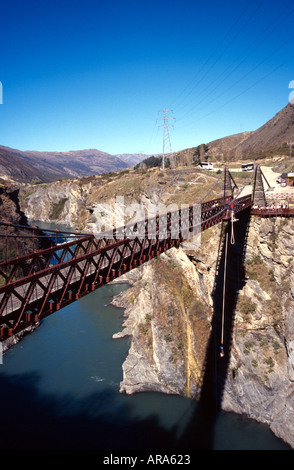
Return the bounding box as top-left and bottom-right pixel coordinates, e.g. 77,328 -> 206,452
0,164 -> 293,342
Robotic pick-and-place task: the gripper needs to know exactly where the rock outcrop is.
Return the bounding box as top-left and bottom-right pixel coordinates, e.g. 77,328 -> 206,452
18,167 -> 217,232
0,184 -> 48,350
0,185 -> 50,262
112,248 -> 212,397
222,216 -> 294,447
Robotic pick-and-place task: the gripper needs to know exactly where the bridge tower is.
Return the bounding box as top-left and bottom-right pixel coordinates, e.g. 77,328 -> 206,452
252,164 -> 267,207
223,165 -> 237,197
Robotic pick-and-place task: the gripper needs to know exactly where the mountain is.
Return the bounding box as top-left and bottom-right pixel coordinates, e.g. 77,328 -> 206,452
231,102 -> 294,158
114,153 -> 151,166
173,132 -> 251,165
175,102 -> 294,163
0,146 -> 129,183
0,147 -> 40,184
208,102 -> 294,160
205,132 -> 253,160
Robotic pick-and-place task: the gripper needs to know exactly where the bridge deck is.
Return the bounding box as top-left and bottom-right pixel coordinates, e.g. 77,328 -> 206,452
251,207 -> 294,217
0,194 -> 254,340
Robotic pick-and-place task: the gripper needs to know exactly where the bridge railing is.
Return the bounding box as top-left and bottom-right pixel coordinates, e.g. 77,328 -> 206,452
0,224 -> 197,337
251,207 -> 294,217
0,196 -> 234,286
1,194 -> 256,339
0,235 -> 106,285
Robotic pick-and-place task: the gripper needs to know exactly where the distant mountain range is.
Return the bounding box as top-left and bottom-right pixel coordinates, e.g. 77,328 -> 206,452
0,146 -> 150,184
1,102 -> 293,184
114,153 -> 150,166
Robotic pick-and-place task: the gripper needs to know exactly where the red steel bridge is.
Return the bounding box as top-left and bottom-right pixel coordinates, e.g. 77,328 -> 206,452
0,165 -> 293,341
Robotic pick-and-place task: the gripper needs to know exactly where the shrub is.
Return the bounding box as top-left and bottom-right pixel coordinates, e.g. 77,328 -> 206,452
50,198 -> 68,219
30,178 -> 42,185
238,296 -> 256,318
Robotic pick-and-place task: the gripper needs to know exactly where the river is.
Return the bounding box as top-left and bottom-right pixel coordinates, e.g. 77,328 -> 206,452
0,222 -> 291,457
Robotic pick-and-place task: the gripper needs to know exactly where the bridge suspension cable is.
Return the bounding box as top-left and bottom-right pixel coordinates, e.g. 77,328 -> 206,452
196,168 -> 255,231
220,231 -> 229,358
198,171 -> 224,204
230,169 -> 255,202
218,169 -> 255,359
0,221 -> 93,239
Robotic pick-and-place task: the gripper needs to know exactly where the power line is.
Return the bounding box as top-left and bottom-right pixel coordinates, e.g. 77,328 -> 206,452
144,118 -> 157,154
172,0 -> 256,111
151,2 -> 294,153
178,33 -> 294,127
176,1 -> 294,124
176,51 -> 294,131
173,0 -> 265,113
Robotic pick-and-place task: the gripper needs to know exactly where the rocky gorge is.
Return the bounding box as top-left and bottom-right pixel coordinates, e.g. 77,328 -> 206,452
111,214 -> 294,448
7,166 -> 294,448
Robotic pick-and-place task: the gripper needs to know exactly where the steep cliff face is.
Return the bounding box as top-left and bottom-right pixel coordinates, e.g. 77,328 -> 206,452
0,185 -> 50,349
0,185 -> 50,262
19,178 -> 94,230
112,247 -> 213,397
18,167 -> 217,231
111,222 -> 220,400
223,216 -> 294,447
112,217 -> 294,448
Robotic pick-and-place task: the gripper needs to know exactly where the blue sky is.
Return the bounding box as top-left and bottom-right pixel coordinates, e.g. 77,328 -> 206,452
0,0 -> 294,155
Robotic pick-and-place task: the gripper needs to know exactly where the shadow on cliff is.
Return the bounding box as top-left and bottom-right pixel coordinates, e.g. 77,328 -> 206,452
178,206 -> 252,449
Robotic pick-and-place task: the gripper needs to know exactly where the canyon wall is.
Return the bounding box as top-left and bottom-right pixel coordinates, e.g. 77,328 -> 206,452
111,216 -> 294,448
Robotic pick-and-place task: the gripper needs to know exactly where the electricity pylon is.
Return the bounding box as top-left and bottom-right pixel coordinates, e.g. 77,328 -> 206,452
157,109 -> 175,170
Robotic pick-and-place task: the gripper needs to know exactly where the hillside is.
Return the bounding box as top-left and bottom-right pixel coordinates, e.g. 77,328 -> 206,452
114,153 -> 151,166
18,165 -> 219,231
0,146 -> 130,183
206,131 -> 253,160
231,102 -> 294,158
175,102 -> 294,164
173,132 -> 251,166
0,148 -> 41,184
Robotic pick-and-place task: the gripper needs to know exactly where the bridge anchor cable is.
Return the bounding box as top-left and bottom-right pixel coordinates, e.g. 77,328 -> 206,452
220,231 -> 228,358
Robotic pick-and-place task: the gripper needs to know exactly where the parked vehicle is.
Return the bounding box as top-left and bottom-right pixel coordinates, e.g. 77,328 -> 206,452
199,162 -> 213,170
241,163 -> 254,171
